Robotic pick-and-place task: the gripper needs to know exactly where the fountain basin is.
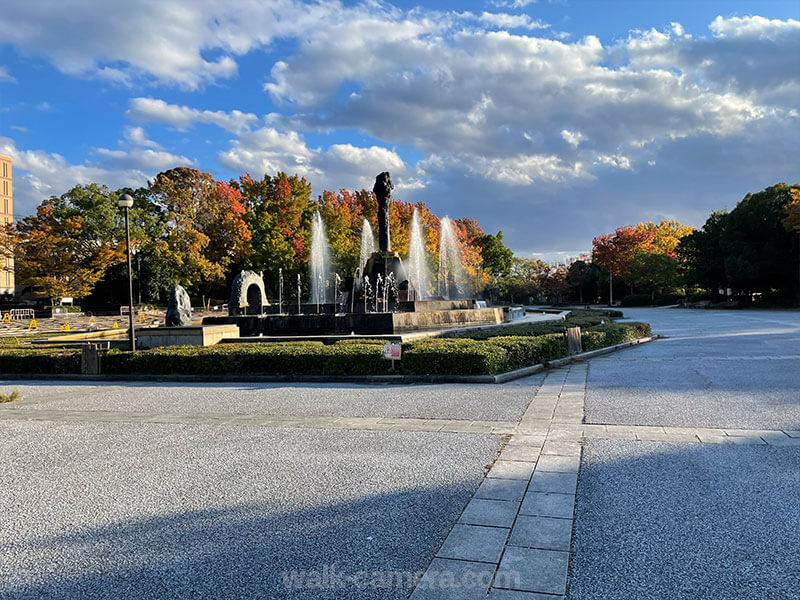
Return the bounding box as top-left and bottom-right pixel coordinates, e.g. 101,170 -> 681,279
204,307 -> 502,336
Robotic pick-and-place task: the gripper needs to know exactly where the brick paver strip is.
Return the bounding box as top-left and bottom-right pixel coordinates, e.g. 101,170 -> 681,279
436,524 -> 510,563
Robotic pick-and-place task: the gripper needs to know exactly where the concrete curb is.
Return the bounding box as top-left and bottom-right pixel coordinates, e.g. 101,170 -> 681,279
1,336 -> 659,385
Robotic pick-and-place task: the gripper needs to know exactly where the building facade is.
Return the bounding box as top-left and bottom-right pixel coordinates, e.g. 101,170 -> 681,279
0,154 -> 14,295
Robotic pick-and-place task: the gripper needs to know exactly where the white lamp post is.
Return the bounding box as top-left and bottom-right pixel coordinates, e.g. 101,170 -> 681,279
117,194 -> 136,352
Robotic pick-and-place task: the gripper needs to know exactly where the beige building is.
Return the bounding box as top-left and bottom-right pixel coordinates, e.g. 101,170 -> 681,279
0,154 -> 14,295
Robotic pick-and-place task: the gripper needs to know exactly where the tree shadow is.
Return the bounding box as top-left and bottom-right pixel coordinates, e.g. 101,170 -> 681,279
2,482 -> 480,600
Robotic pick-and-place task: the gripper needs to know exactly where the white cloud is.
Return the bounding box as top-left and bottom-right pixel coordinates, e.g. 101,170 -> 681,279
0,137 -> 151,215
0,66 -> 14,82
123,126 -> 162,150
218,127 -> 415,193
0,0 -> 346,89
594,154 -> 632,170
561,129 -> 584,148
94,147 -> 195,171
126,98 -> 259,134
472,12 -> 549,30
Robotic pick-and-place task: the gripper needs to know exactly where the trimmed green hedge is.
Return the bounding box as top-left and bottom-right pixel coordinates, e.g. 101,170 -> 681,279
402,338 -> 508,375
0,321 -> 652,376
0,349 -> 81,373
581,322 -> 651,351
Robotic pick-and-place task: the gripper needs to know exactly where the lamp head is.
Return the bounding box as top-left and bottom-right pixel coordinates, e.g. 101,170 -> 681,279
117,194 -> 134,209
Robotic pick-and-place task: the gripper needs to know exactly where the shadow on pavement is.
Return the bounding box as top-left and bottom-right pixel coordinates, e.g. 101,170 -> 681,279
568,440 -> 800,600
2,483 -> 478,600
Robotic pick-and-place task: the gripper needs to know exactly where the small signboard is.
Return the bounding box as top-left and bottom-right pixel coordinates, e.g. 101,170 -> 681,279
383,344 -> 402,360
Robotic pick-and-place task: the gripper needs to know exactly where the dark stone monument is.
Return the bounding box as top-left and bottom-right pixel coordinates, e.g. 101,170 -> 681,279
165,284 -> 192,327
363,172 -> 408,302
374,171 -> 393,252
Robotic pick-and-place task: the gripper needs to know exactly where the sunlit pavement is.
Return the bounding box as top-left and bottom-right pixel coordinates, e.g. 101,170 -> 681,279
1,307 -> 798,599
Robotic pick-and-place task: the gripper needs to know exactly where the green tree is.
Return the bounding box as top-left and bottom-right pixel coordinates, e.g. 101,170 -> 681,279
719,184 -> 795,295
628,251 -> 681,303
238,172 -> 313,298
677,211 -> 729,297
476,231 -> 513,277
566,259 -> 599,304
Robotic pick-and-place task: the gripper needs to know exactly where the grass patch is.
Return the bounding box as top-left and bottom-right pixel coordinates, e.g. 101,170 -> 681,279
0,389 -> 22,403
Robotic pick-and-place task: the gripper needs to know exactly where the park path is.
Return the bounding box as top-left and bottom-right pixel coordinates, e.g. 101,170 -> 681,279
1,308 -> 798,599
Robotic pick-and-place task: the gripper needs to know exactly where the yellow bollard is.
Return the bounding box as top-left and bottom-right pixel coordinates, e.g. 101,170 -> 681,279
28,319 -> 37,331
60,323 -> 71,332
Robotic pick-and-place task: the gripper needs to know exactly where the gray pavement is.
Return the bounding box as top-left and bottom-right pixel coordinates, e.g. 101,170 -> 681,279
586,308 -> 800,430
569,440 -> 800,600
0,376 -> 543,421
0,421 -> 501,599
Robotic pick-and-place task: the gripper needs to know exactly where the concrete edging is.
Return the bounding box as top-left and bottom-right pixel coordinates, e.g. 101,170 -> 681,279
1,336 -> 659,385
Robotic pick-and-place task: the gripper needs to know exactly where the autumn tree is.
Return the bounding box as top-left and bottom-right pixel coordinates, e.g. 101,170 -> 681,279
539,264 -> 569,304
15,203 -> 123,303
566,258 -> 599,304
592,226 -> 656,304
238,173 -> 312,296
635,220 -> 694,258
148,168 -> 251,297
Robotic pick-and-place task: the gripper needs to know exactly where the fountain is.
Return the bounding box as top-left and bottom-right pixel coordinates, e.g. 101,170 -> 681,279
310,211 -> 330,307
208,171 -> 505,337
359,218 -> 376,276
407,208 -> 430,300
438,217 -> 463,300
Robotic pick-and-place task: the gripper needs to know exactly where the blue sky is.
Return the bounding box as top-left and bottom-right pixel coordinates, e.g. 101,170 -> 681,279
1,0 -> 798,260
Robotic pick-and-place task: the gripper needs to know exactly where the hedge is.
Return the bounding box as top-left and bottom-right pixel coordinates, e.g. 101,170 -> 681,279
581,322 -> 651,351
0,349 -> 81,373
0,321 -> 652,377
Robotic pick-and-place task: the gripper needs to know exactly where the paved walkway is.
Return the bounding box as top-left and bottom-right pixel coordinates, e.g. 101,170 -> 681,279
1,308 -> 798,599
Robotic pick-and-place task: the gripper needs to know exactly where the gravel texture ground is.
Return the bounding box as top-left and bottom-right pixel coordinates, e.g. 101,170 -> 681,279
568,440 -> 800,600
0,421 -> 501,600
585,308 -> 800,430
0,376 -> 542,422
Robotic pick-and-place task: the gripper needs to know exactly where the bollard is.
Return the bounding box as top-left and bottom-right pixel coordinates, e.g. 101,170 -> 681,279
566,326 -> 582,356
81,344 -> 101,374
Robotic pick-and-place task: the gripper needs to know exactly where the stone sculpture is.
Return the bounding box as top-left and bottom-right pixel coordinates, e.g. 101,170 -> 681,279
228,270 -> 268,316
373,171 -> 394,253
165,283 -> 192,327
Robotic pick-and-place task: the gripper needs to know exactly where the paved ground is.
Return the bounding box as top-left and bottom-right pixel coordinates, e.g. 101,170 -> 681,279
0,376 -> 543,421
1,307 -> 798,599
585,308 -> 800,429
571,307 -> 800,600
0,422 -> 501,599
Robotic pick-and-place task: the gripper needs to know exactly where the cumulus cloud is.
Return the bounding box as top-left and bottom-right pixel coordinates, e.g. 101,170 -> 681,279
0,137 -> 151,214
218,126 -> 415,194
94,147 -> 195,171
126,98 -> 259,133
123,126 -> 162,150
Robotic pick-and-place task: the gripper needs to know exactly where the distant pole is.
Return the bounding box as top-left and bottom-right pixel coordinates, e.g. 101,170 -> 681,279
609,272 -> 613,307
117,194 -> 136,352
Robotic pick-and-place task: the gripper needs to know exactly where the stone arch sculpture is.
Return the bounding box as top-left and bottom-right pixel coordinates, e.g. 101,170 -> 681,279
228,270 -> 269,316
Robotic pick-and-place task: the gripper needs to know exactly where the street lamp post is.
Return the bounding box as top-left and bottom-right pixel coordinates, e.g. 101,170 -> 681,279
117,194 -> 136,352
